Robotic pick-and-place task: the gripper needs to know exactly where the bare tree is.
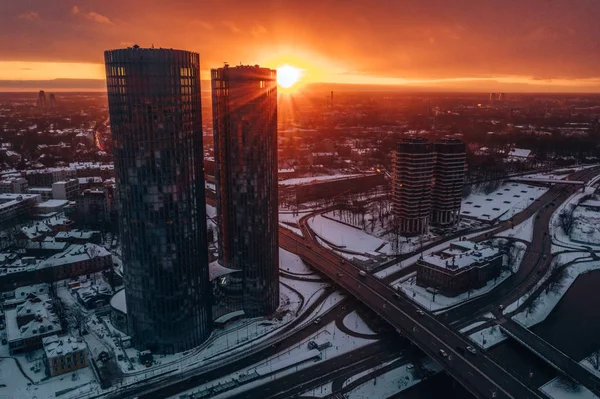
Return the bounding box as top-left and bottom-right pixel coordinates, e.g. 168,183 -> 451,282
588,349 -> 600,371
558,205 -> 578,235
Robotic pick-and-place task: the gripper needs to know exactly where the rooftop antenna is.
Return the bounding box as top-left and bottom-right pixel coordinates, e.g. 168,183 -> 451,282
151,44 -> 154,49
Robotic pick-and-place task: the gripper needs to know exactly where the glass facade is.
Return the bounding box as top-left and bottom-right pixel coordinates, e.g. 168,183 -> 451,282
211,65 -> 279,317
104,47 -> 211,354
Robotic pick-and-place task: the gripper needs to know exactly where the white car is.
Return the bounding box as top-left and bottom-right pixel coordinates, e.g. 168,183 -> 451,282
466,345 -> 477,355
439,349 -> 448,358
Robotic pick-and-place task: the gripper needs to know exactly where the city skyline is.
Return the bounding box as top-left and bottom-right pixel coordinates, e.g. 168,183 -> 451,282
3,0 -> 600,92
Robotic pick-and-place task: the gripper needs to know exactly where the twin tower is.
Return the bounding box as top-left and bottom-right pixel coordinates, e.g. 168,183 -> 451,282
105,47 -> 279,354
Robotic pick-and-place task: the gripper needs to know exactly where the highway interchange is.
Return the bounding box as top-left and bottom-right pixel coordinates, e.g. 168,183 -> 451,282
131,166 -> 600,399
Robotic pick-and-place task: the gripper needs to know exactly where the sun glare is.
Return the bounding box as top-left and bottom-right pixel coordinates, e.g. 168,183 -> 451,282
277,65 -> 302,89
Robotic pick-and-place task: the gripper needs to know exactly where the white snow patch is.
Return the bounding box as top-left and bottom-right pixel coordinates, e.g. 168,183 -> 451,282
308,214 -> 392,255
461,182 -> 547,222
468,325 -> 507,349
343,311 -> 377,336
495,213 -> 536,242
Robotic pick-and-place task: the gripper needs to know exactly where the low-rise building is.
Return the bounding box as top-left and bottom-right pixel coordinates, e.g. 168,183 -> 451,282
0,177 -> 28,194
52,179 -> 79,201
6,294 -> 62,354
0,243 -> 112,290
43,335 -> 88,376
0,193 -> 41,228
416,240 -> 503,297
36,200 -> 69,215
27,187 -> 53,201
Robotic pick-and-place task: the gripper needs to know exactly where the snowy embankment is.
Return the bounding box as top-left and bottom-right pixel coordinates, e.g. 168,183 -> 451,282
495,213 -> 536,243
461,182 -> 547,222
512,260 -> 600,328
541,351 -> 600,399
308,214 -> 392,255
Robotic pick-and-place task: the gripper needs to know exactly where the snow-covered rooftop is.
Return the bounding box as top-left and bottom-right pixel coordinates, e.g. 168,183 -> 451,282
209,260 -> 240,281
508,148 -> 532,158
39,243 -> 110,269
279,173 -> 367,186
421,240 -> 500,271
43,334 -> 86,359
110,289 -> 127,313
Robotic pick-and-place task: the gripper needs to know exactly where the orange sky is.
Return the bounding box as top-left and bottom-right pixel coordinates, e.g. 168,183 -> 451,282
3,0 -> 600,92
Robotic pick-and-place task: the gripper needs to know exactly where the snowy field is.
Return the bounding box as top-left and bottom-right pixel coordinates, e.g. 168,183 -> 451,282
279,174 -> 364,186
571,205 -> 600,246
551,187 -> 597,251
308,214 -> 392,255
175,319 -> 379,399
461,182 -> 548,222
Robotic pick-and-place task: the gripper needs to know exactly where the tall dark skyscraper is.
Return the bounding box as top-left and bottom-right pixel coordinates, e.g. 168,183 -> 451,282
431,137 -> 466,226
104,47 -> 211,354
392,137 -> 435,235
211,64 -> 279,317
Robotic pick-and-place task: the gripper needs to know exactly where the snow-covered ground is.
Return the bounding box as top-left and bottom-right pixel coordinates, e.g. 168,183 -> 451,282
279,174 -> 364,186
280,247 -> 317,275
175,319 -> 379,399
571,204 -> 600,246
541,351 -> 600,399
512,260 -> 600,328
396,241 -> 526,313
462,182 -> 548,222
468,325 -> 507,349
495,213 -> 536,243
550,187 -> 597,252
343,311 -> 377,336
345,358 -> 442,399
0,356 -> 99,399
308,214 -> 392,255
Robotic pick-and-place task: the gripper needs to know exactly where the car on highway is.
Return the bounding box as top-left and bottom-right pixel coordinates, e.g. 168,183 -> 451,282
439,349 -> 448,357
498,304 -> 504,311
467,345 -> 477,354
340,259 -> 345,264
358,270 -> 367,277
416,309 -> 425,316
313,317 -> 321,324
336,272 -> 343,277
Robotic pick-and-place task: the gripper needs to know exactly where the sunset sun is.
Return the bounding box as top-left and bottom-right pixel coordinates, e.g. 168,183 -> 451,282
277,65 -> 302,89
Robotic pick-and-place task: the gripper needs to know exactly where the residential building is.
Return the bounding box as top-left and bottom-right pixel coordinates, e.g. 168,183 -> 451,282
431,137 -> 466,226
6,294 -> 62,354
43,335 -> 87,376
416,240 -> 503,297
25,168 -> 77,187
212,64 -> 279,317
0,193 -> 41,228
105,46 -> 210,353
76,189 -> 112,226
0,177 -> 28,194
27,187 -> 53,201
0,243 -> 112,290
52,179 -> 79,201
392,137 -> 435,235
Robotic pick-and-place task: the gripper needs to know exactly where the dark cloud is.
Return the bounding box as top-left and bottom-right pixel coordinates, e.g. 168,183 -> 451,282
1,0 -> 600,83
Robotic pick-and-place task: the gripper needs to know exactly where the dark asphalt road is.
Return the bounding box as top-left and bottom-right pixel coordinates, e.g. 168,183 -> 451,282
280,230 -> 542,399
